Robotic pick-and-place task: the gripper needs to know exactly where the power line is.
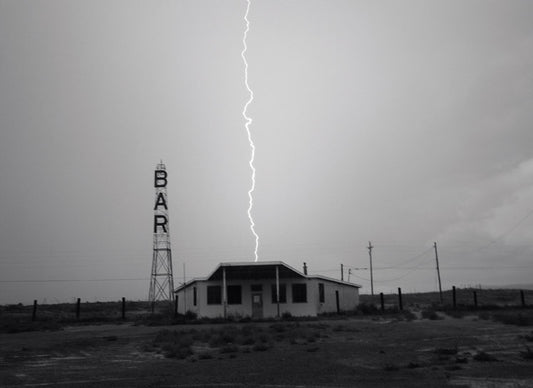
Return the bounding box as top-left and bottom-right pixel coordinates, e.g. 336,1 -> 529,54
374,265 -> 531,270
0,278 -> 149,283
445,208 -> 533,255
371,267 -> 422,283
378,246 -> 433,268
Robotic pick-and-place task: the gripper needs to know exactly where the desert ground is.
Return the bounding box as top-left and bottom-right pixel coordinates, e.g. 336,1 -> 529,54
1,307 -> 533,388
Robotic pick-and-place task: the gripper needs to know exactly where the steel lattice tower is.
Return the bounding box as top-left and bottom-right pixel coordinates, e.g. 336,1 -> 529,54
149,162 -> 175,306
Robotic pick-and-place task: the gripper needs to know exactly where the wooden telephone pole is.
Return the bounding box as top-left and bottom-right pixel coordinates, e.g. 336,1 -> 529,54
368,241 -> 374,296
434,242 -> 443,303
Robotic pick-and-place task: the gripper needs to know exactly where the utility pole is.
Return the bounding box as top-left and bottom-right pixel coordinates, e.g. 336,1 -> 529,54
368,241 -> 374,296
434,242 -> 443,303
345,266 -> 368,283
340,264 -> 344,281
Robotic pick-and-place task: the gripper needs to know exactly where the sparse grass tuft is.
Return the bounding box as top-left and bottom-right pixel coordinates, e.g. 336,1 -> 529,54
0,317 -> 63,333
207,326 -> 239,347
477,311 -> 491,320
445,310 -> 467,319
421,309 -> 441,320
154,329 -> 194,359
445,365 -> 462,371
241,336 -> 255,345
492,312 -> 533,326
434,347 -> 458,356
520,346 -> 533,360
252,343 -> 269,352
281,311 -> 293,320
163,344 -> 193,359
269,323 -> 286,333
399,310 -> 417,321
523,332 -> 533,342
332,324 -> 347,332
473,351 -> 498,362
383,362 -> 399,371
220,344 -> 239,354
356,302 -> 380,315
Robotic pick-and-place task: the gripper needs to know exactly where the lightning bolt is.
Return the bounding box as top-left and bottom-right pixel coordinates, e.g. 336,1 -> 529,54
241,0 -> 259,262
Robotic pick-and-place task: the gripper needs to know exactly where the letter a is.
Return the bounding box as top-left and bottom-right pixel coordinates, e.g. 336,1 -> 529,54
154,192 -> 168,210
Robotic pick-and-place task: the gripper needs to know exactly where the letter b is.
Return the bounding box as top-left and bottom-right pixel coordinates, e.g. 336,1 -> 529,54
155,170 -> 167,188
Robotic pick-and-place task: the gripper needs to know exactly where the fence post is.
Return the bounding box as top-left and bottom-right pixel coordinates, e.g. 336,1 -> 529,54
452,286 -> 456,309
380,292 -> 385,312
398,288 -> 403,311
473,291 -> 478,309
75,298 -> 81,319
32,300 -> 37,321
122,297 -> 126,320
521,290 -> 526,308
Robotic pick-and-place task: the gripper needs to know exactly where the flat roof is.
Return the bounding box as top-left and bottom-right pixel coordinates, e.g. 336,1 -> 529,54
207,261 -> 306,281
175,261 -> 361,292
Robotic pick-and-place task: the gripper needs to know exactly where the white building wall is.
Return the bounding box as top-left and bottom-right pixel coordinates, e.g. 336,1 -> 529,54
176,277 -> 359,318
311,278 -> 360,314
175,282 -> 198,316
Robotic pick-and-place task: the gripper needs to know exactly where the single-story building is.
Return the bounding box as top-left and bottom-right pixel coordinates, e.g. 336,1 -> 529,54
174,261 -> 361,319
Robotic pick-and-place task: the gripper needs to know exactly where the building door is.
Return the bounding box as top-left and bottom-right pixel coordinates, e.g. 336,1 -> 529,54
252,292 -> 263,319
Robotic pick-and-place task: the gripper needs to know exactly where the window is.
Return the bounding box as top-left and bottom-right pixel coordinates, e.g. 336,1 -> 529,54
207,285 -> 221,305
292,283 -> 307,303
318,283 -> 325,303
193,287 -> 197,306
271,284 -> 287,303
227,285 -> 242,305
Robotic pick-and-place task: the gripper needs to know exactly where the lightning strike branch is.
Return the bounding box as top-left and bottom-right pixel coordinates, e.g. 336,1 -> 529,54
241,0 -> 259,262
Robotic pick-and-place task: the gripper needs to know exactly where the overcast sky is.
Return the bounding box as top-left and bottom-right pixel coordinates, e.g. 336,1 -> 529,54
1,0 -> 533,304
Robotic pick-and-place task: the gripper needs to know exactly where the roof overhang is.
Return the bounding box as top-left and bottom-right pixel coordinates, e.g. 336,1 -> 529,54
308,274 -> 361,288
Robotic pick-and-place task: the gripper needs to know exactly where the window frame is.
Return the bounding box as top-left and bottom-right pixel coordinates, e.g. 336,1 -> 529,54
292,283 -> 307,303
227,285 -> 242,305
271,284 -> 287,304
207,285 -> 222,305
318,283 -> 325,303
